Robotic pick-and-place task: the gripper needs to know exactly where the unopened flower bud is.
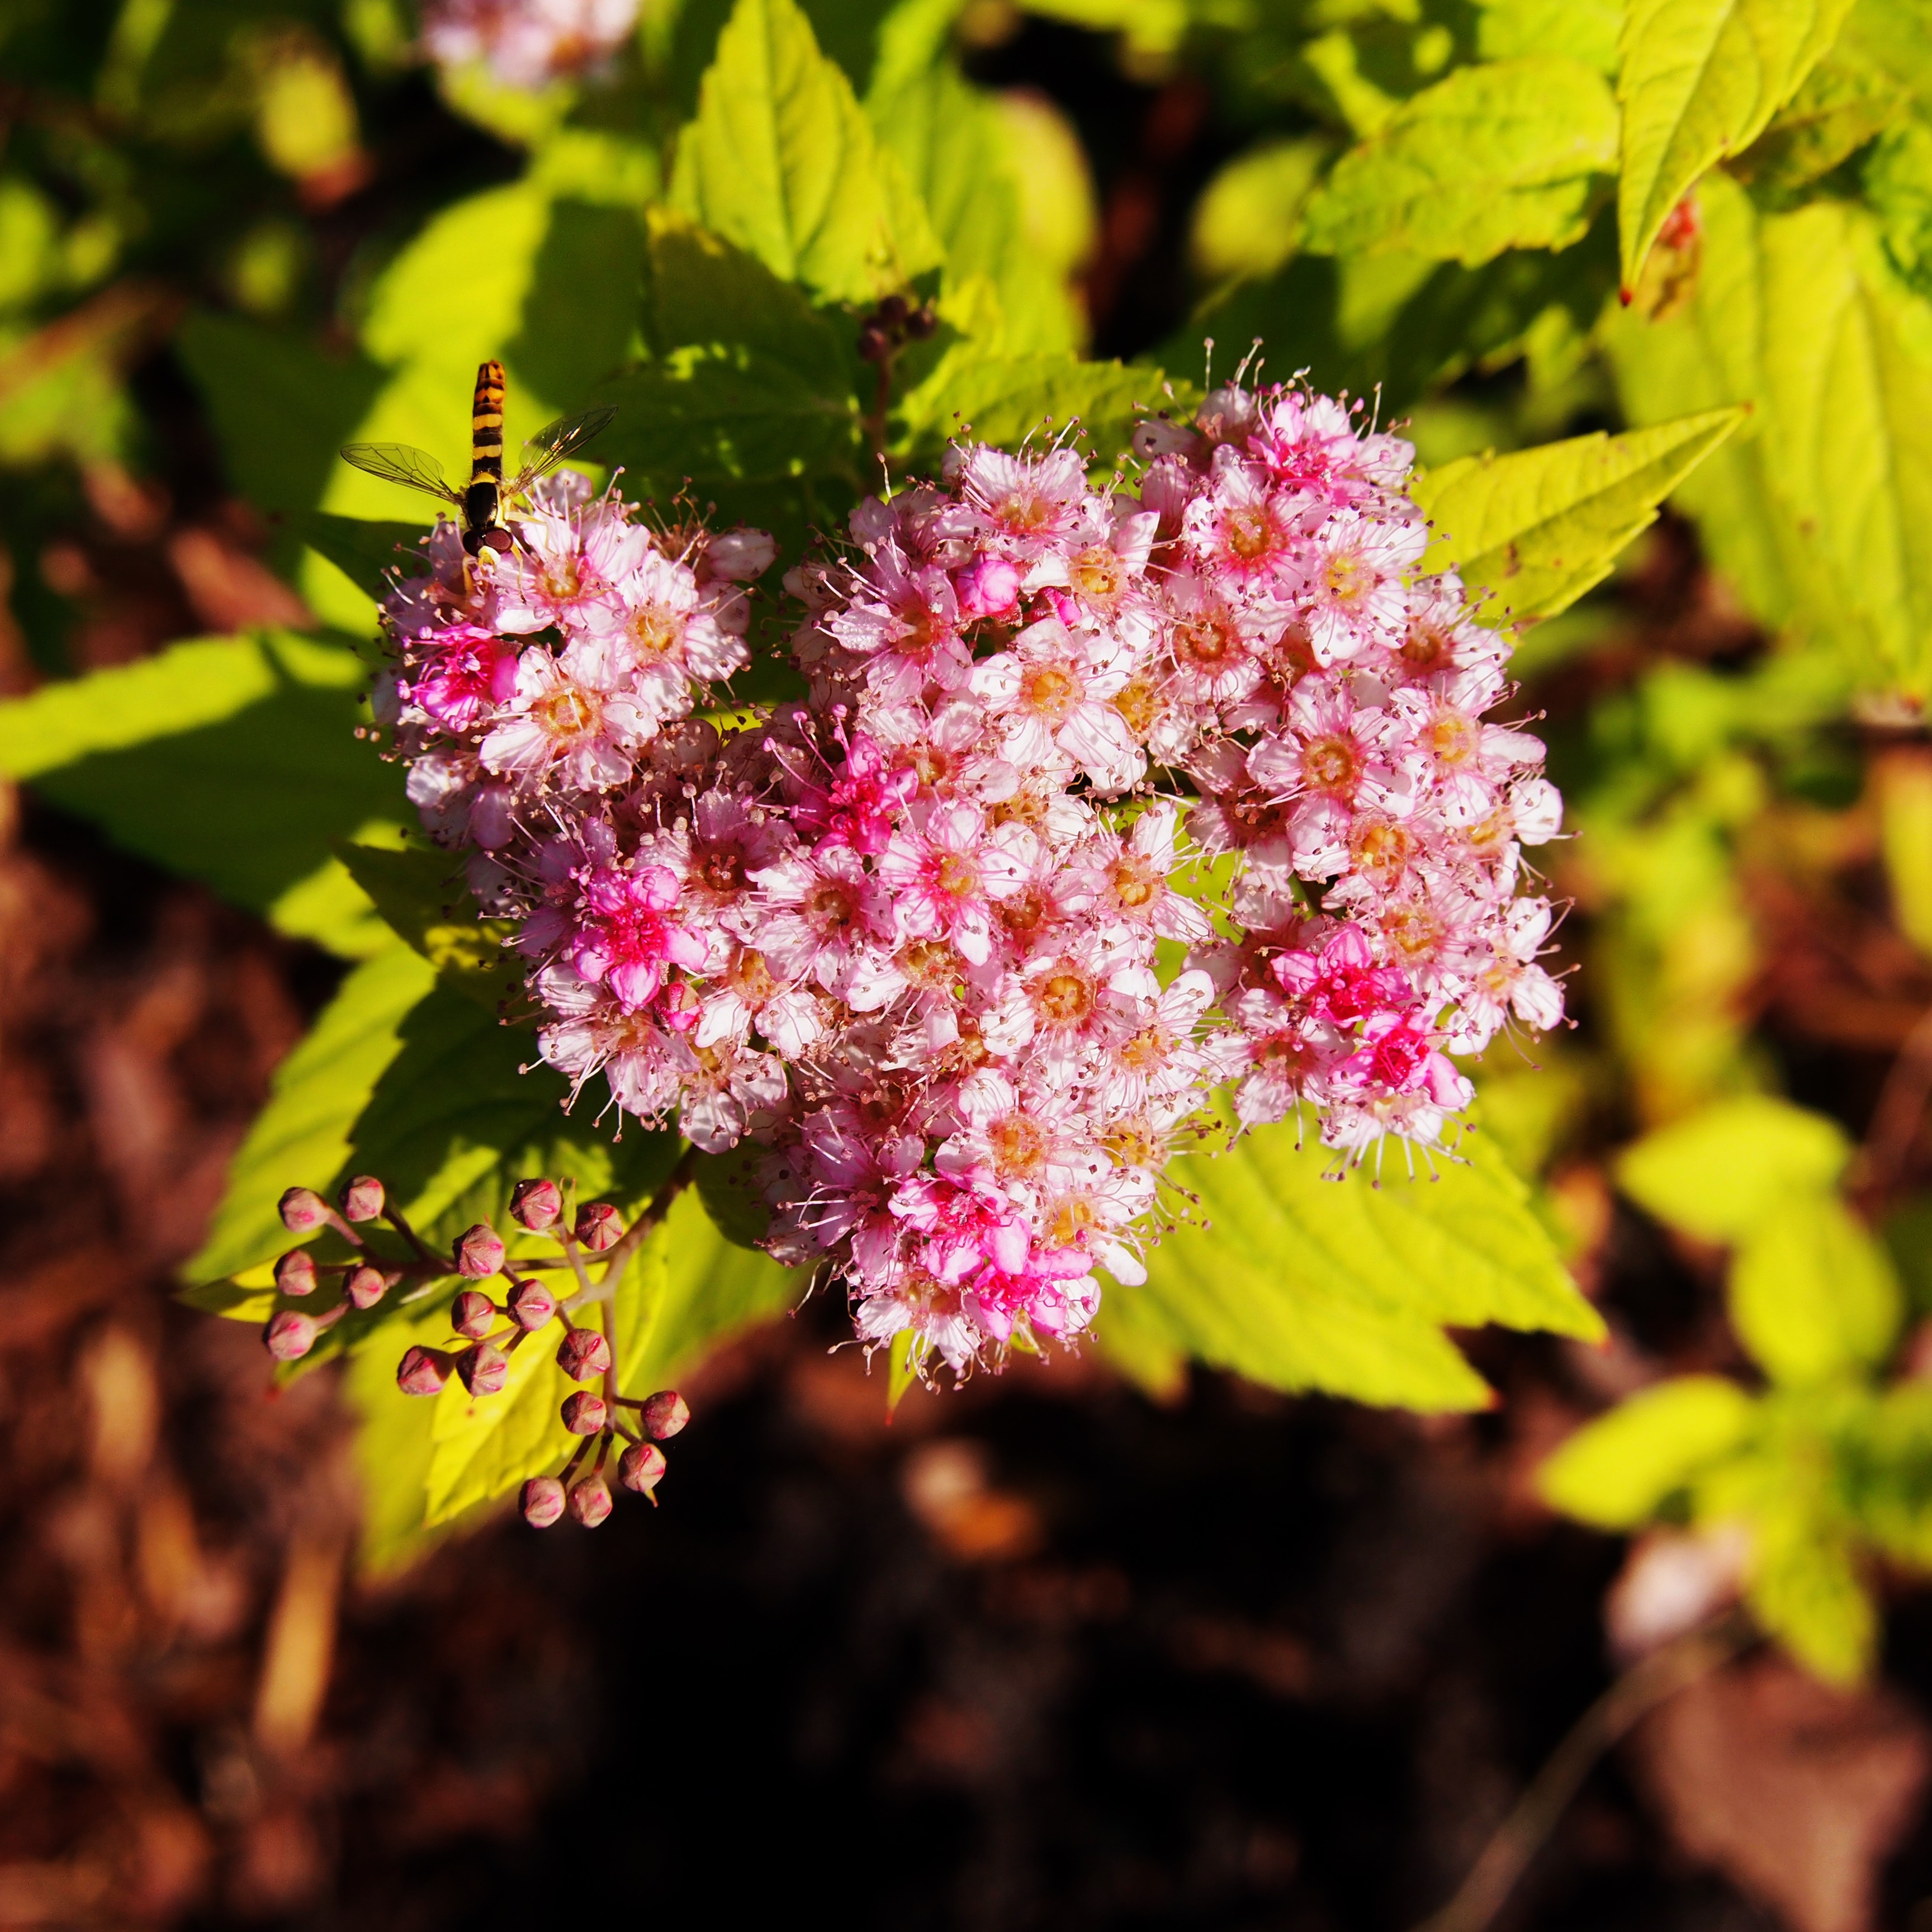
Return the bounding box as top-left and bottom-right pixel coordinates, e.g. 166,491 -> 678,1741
857,322 -> 889,363
397,1344 -> 456,1396
906,302 -> 937,340
510,1178 -> 562,1231
561,1390 -> 607,1435
640,1390 -> 690,1440
556,1326 -> 612,1381
263,1310 -> 317,1361
278,1186 -> 330,1233
345,1263 -> 390,1310
521,1476 -> 566,1528
618,1441 -> 666,1495
273,1249 -> 317,1298
451,1289 -> 498,1339
568,1475 -> 613,1526
338,1174 -> 385,1223
574,1202 -> 622,1251
458,1343 -> 509,1396
877,293 -> 910,329
508,1278 -> 558,1329
454,1223 -> 505,1278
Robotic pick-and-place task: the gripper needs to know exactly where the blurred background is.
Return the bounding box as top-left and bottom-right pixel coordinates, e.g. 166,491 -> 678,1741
5,1 -> 1932,1926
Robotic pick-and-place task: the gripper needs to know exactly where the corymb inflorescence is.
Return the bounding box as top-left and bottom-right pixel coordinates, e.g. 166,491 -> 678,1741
342,376 -> 1566,1388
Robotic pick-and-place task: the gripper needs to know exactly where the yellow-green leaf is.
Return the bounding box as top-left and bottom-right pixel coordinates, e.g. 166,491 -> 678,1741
187,944 -> 437,1283
1617,0 -> 1857,288
1729,1195 -> 1903,1385
1538,1374 -> 1760,1527
1414,408 -> 1745,622
1615,1094 -> 1853,1244
1300,59 -> 1618,268
1113,1120 -> 1602,1414
335,842 -> 526,1011
669,0 -> 943,307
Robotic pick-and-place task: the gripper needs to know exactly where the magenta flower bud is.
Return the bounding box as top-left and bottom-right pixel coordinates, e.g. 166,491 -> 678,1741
457,1343 -> 509,1396
640,1390 -> 690,1441
451,1289 -> 498,1339
263,1310 -> 318,1361
454,1223 -> 505,1278
618,1441 -> 666,1495
273,1249 -> 318,1298
561,1390 -> 607,1436
568,1476 -> 613,1527
278,1186 -> 330,1233
397,1344 -> 456,1397
956,556 -> 1021,619
510,1178 -> 562,1231
574,1202 -> 622,1251
508,1278 -> 558,1330
338,1174 -> 386,1223
345,1263 -> 389,1310
555,1326 -> 612,1381
521,1476 -> 566,1528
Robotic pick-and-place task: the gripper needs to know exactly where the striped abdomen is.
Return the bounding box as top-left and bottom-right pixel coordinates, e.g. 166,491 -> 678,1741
463,359 -> 505,544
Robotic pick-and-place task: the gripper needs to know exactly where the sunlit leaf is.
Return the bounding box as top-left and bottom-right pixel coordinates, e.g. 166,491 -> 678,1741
1107,1120 -> 1602,1413
187,944 -> 438,1284
1300,58 -> 1618,268
1537,1375 -> 1760,1526
1616,1094 -> 1854,1244
1730,1196 -> 1903,1384
1616,0 -> 1856,288
335,842 -> 527,1011
1414,408 -> 1745,622
669,0 -> 942,306
0,630 -> 406,953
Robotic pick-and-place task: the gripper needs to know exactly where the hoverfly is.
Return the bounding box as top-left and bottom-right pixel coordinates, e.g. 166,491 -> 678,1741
339,360 -> 617,557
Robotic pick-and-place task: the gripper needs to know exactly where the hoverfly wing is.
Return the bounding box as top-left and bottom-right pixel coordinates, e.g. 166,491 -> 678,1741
505,405 -> 618,496
339,442 -> 464,506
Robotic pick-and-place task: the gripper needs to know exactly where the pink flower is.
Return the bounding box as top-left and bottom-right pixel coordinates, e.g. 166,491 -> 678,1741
480,638 -> 656,791
876,802 -> 1033,967
565,864 -> 708,1012
403,626 -> 520,730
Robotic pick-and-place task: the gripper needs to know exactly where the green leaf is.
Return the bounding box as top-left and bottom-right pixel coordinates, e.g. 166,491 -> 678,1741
295,512 -> 433,605
1188,138 -> 1330,291
175,311 -> 386,517
1299,59 -> 1618,269
1729,53 -> 1903,197
669,0 -> 943,307
1181,221 -> 1620,419
1747,1502 -> 1876,1683
335,843 -> 526,1011
0,631 -> 408,954
897,349 -> 1177,467
337,984 -> 683,1263
1729,1195 -> 1903,1384
423,1309 -> 580,1528
1614,1094 -> 1853,1243
1537,1375 -> 1760,1527
868,56 -> 1085,353
1111,1120 -> 1603,1413
1476,0 -> 1623,73
692,1140 -> 774,1248
1842,1381 -> 1932,1567
613,1184 -> 802,1394
187,944 -> 438,1286
1867,115 -> 1932,299
1414,408 -> 1745,623
1878,755 -> 1932,958
344,1301 -> 458,1576
1616,0 -> 1857,289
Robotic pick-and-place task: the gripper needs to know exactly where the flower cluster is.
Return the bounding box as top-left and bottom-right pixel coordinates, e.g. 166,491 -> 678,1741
420,0 -> 640,89
368,380 -> 1564,1381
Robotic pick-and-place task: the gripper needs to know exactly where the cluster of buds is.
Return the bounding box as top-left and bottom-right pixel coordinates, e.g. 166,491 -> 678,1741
368,373 -> 1565,1381
263,1169 -> 690,1526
